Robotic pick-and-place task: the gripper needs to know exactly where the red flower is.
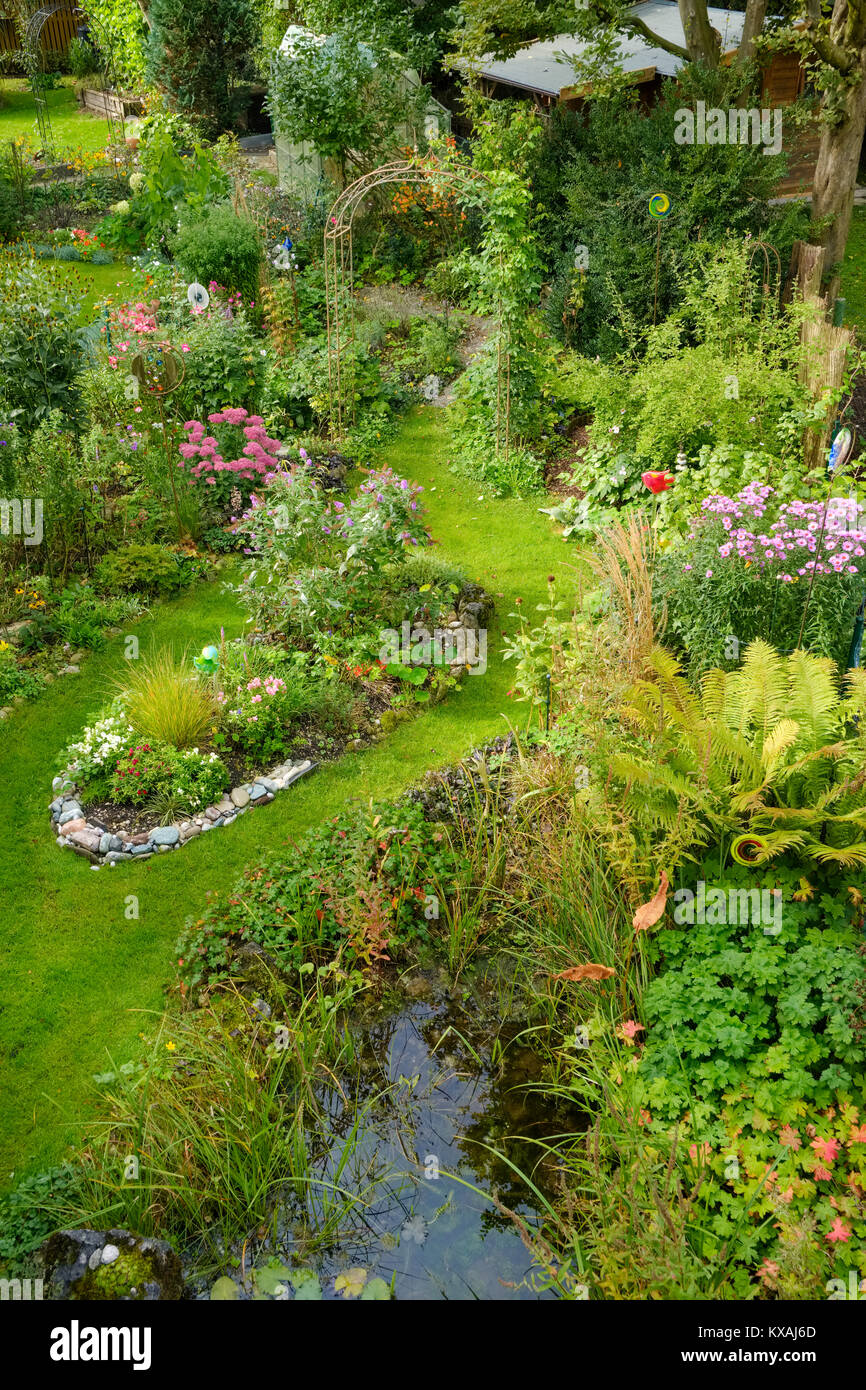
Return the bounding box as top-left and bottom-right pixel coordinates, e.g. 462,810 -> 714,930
641,471 -> 674,494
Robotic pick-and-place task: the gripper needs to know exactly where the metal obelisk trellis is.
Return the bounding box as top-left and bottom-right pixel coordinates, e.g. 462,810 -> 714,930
324,159 -> 510,458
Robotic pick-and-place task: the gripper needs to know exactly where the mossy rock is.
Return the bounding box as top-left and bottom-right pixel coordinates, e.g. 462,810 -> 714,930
40,1228 -> 184,1301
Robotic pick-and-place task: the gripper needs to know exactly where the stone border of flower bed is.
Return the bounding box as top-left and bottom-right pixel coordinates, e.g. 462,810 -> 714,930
49,759 -> 317,868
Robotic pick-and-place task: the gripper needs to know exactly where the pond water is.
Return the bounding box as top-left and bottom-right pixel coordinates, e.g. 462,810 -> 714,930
299,971 -> 573,1300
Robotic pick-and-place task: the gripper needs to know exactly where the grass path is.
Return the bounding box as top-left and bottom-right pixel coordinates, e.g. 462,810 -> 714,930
0,407 -> 572,1184
0,77 -> 111,154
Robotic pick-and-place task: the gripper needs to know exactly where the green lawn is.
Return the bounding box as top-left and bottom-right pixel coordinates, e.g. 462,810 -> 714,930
0,247 -> 143,325
841,207 -> 866,335
0,408 -> 574,1186
69,261 -> 144,324
0,77 -> 111,156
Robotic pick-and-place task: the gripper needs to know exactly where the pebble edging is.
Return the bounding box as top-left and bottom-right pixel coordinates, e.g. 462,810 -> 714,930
49,759 -> 317,869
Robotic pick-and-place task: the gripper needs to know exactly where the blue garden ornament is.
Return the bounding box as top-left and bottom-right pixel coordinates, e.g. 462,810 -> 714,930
828,425 -> 854,474
194,644 -> 220,676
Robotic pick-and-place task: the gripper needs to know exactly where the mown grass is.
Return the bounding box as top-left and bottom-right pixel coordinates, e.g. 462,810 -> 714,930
0,77 -> 111,154
0,407 -> 575,1184
840,207 -> 866,335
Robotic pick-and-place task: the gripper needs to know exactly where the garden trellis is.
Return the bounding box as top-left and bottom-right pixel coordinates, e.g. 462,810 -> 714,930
22,0 -> 84,156
21,2 -> 130,158
324,157 -> 513,459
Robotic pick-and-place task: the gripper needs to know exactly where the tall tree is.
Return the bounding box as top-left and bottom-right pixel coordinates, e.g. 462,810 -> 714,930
147,0 -> 258,136
450,0 -> 866,271
803,0 -> 866,269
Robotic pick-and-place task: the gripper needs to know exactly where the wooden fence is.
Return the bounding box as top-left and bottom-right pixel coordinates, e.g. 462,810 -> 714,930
0,6 -> 83,61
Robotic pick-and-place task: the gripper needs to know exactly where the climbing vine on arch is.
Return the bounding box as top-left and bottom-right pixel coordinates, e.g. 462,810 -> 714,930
325,112 -> 544,468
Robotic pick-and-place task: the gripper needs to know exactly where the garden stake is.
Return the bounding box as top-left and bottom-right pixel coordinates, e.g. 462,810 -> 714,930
847,594 -> 865,670
796,424 -> 856,650
648,194 -> 671,326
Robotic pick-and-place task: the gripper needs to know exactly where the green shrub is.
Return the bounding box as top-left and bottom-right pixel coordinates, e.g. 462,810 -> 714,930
147,0 -> 257,137
68,37 -> 98,80
176,797 -> 460,984
170,204 -> 264,306
93,544 -> 189,598
0,259 -> 85,428
173,311 -> 266,419
0,176 -> 23,241
391,315 -> 463,381
535,75 -> 810,359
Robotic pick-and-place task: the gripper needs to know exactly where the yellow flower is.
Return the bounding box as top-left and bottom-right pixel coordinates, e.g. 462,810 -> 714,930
165,1041 -> 176,1052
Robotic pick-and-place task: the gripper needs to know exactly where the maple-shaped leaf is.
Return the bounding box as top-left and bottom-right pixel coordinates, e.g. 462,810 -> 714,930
633,872 -> 670,932
779,1125 -> 801,1150
811,1136 -> 840,1165
848,1124 -> 866,1146
334,1267 -> 368,1298
848,886 -> 864,908
792,878 -> 814,902
551,963 -> 615,982
826,1217 -> 851,1243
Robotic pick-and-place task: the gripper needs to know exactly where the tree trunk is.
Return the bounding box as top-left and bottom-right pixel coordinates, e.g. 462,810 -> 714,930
677,0 -> 722,63
811,53 -> 866,269
737,0 -> 768,63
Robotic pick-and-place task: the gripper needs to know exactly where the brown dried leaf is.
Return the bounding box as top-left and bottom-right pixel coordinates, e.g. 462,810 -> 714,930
551,963 -> 615,982
633,872 -> 670,933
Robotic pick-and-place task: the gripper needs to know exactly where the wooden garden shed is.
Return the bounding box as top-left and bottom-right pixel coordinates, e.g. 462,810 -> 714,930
470,3 -> 818,196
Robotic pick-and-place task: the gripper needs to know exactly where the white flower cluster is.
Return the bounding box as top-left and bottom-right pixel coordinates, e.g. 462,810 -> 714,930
61,703 -> 134,782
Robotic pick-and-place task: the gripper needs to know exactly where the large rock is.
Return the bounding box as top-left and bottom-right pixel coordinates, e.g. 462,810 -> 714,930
69,828 -> 101,852
150,826 -> 179,847
39,1228 -> 184,1301
230,786 -> 250,808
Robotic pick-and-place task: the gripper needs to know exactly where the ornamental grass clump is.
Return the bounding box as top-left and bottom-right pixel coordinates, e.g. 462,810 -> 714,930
119,648 -> 217,749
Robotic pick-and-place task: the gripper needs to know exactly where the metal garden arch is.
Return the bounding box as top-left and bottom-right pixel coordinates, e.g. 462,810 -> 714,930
324,158 -> 513,459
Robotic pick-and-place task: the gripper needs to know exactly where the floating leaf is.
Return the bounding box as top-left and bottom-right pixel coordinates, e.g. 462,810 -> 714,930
335,1267 -> 368,1298
289,1269 -> 322,1301
253,1259 -> 292,1297
210,1276 -> 239,1301
401,1214 -> 427,1245
360,1277 -> 392,1301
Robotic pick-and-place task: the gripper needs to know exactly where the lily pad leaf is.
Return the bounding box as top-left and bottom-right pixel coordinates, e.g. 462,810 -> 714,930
210,1276 -> 239,1300
253,1259 -> 293,1297
334,1267 -> 368,1298
360,1277 -> 392,1301
290,1269 -> 323,1301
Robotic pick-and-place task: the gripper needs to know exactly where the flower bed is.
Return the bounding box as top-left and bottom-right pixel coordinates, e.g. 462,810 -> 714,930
50,755 -> 317,866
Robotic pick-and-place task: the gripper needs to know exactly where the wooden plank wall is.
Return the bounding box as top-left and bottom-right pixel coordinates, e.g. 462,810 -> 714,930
0,8 -> 83,59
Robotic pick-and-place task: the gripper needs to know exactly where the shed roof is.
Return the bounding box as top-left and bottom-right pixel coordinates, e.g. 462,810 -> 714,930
474,3 -> 748,96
